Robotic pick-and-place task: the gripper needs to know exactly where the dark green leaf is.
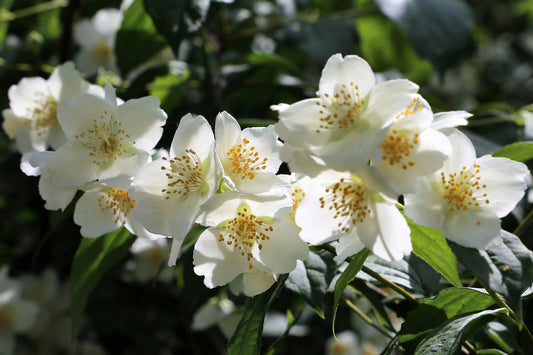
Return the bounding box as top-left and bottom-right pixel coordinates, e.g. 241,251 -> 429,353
414,308 -> 507,354
227,274 -> 288,355
285,250 -> 337,318
359,254 -> 441,296
352,279 -> 393,330
408,218 -> 462,287
332,248 -> 370,332
450,231 -> 533,321
143,0 -> 210,55
399,287 -> 495,343
492,142 -> 533,162
115,0 -> 168,77
70,228 -> 135,330
375,0 -> 473,71
381,335 -> 400,355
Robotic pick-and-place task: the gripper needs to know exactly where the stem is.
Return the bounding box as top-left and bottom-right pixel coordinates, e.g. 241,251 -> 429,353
343,297 -> 395,339
361,265 -> 418,304
0,0 -> 67,22
514,207 -> 533,237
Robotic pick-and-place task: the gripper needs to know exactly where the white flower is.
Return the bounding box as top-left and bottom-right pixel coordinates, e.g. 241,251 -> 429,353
130,114 -> 219,265
0,268 -> 39,355
215,111 -> 289,195
45,83 -> 166,187
74,8 -> 122,75
373,102 -> 453,193
274,53 -> 419,175
2,62 -> 104,153
193,191 -> 308,296
73,179 -> 164,240
404,130 -> 530,249
325,330 -> 360,355
295,168 -> 411,261
127,238 -> 173,282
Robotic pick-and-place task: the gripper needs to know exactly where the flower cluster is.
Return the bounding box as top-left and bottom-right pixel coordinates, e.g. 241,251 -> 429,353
3,54 -> 530,298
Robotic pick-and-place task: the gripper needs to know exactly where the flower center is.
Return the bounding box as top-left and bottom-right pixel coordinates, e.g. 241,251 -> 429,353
226,138 -> 268,180
441,164 -> 489,211
0,304 -> 15,332
29,92 -> 58,137
217,204 -> 273,270
75,110 -> 131,167
315,82 -> 365,133
319,177 -> 371,233
379,129 -> 418,170
89,40 -> 113,66
98,188 -> 136,224
161,149 -> 205,198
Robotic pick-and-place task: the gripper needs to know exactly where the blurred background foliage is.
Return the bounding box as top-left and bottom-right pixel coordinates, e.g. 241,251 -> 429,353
1,0 -> 533,354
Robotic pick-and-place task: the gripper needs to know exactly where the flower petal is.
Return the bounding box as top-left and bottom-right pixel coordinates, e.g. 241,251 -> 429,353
442,209 -> 501,249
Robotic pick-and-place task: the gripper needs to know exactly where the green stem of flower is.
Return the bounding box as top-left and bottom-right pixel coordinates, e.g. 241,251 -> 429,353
342,296 -> 395,339
361,265 -> 418,305
0,0 -> 67,22
513,207 -> 533,237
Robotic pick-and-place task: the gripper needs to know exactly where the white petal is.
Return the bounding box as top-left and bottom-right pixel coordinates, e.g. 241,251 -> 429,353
334,233 -> 365,262
8,77 -> 49,118
39,176 -> 77,211
241,272 -> 276,296
404,177 -> 447,229
442,130 -> 476,171
442,209 -> 501,249
319,54 -> 375,98
193,228 -> 249,288
357,201 -> 411,261
74,20 -> 100,47
253,220 -> 308,274
241,125 -> 282,173
364,79 -> 420,128
47,62 -> 85,101
47,142 -> 100,187
2,109 -> 25,139
73,191 -> 122,237
92,8 -> 122,38
117,96 -> 166,150
476,155 -> 529,217
432,111 -> 471,131
98,149 -> 150,180
215,111 -> 242,155
170,114 -> 214,160
57,93 -> 117,140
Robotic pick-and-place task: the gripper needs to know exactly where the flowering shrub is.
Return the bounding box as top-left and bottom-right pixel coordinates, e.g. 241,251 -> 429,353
1,1 -> 533,354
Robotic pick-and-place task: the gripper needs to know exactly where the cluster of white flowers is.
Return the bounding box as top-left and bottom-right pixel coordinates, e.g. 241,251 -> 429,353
3,54 -> 530,297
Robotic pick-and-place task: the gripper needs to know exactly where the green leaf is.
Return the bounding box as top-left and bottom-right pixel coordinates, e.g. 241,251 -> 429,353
399,287 -> 495,344
492,142 -> 533,162
358,254 -> 441,296
70,228 -> 135,330
0,0 -> 14,44
352,279 -> 393,330
285,250 -> 337,318
332,248 -> 370,333
414,308 -> 507,355
450,231 -> 533,322
375,0 -> 473,71
227,274 -> 288,355
143,0 -> 210,55
356,12 -> 433,83
408,218 -> 462,287
115,0 -> 168,77
148,70 -> 190,113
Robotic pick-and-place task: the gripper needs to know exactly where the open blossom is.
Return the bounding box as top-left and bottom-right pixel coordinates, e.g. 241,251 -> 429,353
295,168 -> 411,261
129,114 -> 219,266
44,83 -> 166,187
373,100 -> 453,193
404,130 -> 530,249
73,179 -> 166,240
74,8 -> 122,75
2,62 -> 104,154
273,53 -> 419,175
193,191 -> 308,296
0,268 -> 39,355
215,111 -> 289,195
127,238 -> 173,282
